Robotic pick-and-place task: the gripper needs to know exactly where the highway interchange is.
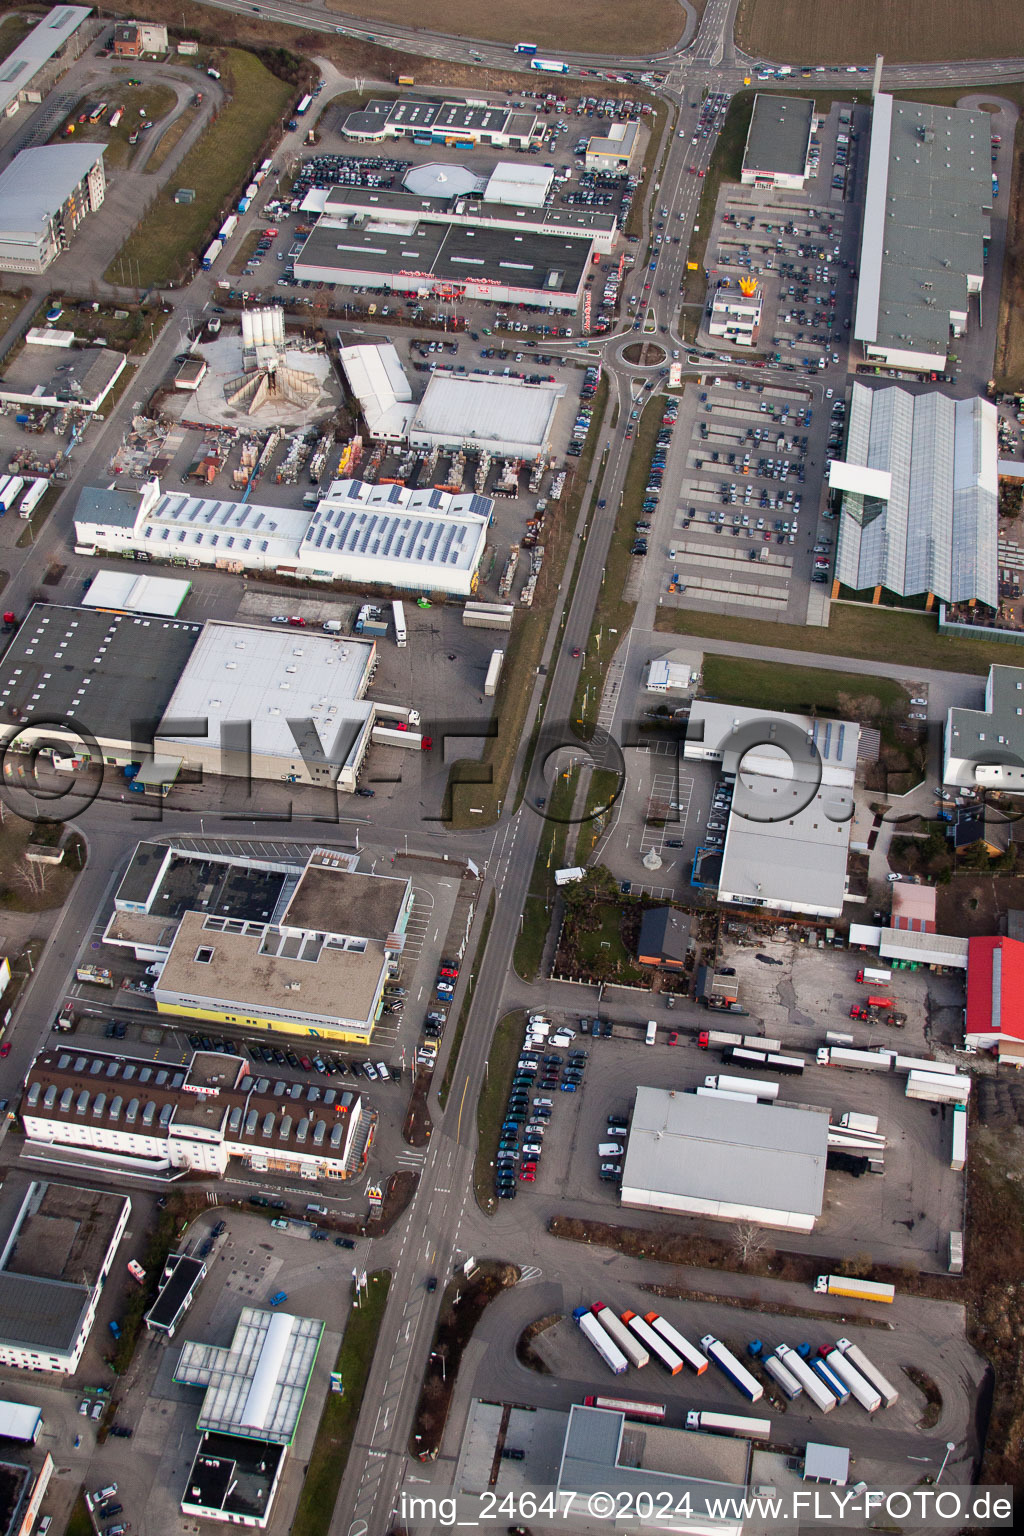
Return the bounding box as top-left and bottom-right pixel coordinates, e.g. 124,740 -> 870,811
1,3 -> 1019,1533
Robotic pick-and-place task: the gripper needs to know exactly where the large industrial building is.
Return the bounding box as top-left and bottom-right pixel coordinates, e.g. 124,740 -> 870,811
153,620 -> 379,791
944,665 -> 1024,791
0,143 -> 106,273
853,94 -> 992,372
0,336 -> 125,412
0,1180 -> 130,1374
830,382 -> 998,609
741,95 -> 815,190
0,7 -> 92,122
686,702 -> 859,919
73,475 -> 492,596
176,1307 -> 323,1528
339,341 -> 414,441
293,215 -> 592,311
100,840 -> 413,1041
21,1044 -> 374,1175
964,936 -> 1024,1062
620,1088 -> 828,1232
300,181 -> 616,252
342,96 -> 542,150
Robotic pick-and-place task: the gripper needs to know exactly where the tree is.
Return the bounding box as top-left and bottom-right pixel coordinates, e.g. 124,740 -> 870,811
732,1222 -> 770,1268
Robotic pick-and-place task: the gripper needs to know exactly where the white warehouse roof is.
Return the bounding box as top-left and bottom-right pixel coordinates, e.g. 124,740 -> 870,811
82,570 -> 191,616
409,372 -> 563,458
339,341 -> 414,440
174,1307 -> 324,1445
620,1087 -> 828,1232
484,161 -> 554,208
156,622 -> 375,767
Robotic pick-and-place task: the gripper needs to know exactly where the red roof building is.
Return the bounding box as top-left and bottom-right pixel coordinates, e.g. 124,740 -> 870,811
965,935 -> 1024,1062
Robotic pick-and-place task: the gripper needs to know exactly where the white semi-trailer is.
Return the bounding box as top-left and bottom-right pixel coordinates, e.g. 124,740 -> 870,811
763,1353 -> 803,1400
621,1312 -> 681,1375
592,1304 -> 649,1369
835,1338 -> 899,1407
701,1336 -> 764,1403
685,1411 -> 771,1438
820,1347 -> 881,1412
704,1074 -> 779,1101
573,1307 -> 627,1374
643,1313 -> 708,1375
774,1345 -> 836,1413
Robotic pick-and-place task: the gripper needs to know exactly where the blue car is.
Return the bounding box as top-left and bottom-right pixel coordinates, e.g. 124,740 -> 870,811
559,1082 -> 578,1093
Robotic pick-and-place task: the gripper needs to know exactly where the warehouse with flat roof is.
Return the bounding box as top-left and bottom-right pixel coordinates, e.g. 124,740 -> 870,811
945,665 -> 1024,790
409,372 -> 563,457
741,95 -> 815,190
0,143 -> 107,273
831,382 -> 998,608
853,94 -> 992,371
294,216 -> 592,311
620,1088 -> 828,1232
0,7 -> 92,121
342,96 -> 541,149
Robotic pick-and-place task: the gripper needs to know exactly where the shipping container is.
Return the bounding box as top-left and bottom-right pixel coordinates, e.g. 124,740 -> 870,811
573,1308 -> 627,1374
814,1275 -> 895,1303
835,1338 -> 899,1406
948,1231 -> 964,1275
685,1410 -> 771,1438
774,1345 -> 835,1412
701,1336 -> 763,1402
592,1304 -> 649,1369
621,1312 -> 682,1375
643,1313 -> 708,1375
582,1395 -> 665,1422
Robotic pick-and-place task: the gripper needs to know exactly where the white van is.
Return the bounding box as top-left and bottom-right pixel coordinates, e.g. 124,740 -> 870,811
598,1142 -> 624,1158
645,1020 -> 657,1045
323,620 -> 343,633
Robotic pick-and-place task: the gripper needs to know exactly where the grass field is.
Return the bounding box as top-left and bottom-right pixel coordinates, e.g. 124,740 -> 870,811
323,0 -> 689,55
512,763 -> 580,979
473,1012 -> 524,1211
292,1273 -> 391,1536
736,0 -> 1024,64
701,655 -> 909,725
54,86 -> 177,170
656,602 -> 1023,676
105,49 -> 290,286
144,99 -> 200,176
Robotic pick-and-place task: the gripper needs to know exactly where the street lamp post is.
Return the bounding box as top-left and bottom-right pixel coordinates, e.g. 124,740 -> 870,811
936,1442 -> 956,1484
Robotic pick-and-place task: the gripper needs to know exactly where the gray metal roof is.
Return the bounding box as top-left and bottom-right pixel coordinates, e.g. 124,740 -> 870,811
620,1088 -> 828,1220
854,95 -> 991,360
834,382 -> 998,606
410,372 -> 562,455
74,485 -> 141,529
742,94 -> 814,177
718,773 -> 855,918
0,143 -> 105,237
0,7 -> 92,119
557,1406 -> 748,1519
947,665 -> 1024,778
0,1272 -> 91,1352
174,1307 -> 323,1445
0,604 -> 202,747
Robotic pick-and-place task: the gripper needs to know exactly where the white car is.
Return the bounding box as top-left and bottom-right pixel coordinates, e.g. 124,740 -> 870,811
886,873 -> 904,883
362,1062 -> 378,1080
825,388 -> 834,399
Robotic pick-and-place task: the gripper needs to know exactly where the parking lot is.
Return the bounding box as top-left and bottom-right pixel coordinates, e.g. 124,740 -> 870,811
488,984 -> 966,1273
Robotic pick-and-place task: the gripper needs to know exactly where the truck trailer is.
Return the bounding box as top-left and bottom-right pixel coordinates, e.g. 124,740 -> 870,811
835,1338 -> 899,1407
700,1336 -> 764,1403
0,476 -> 25,513
774,1345 -> 835,1413
951,1104 -> 967,1171
839,1112 -> 879,1134
370,726 -> 429,751
893,1056 -> 958,1076
763,1352 -> 803,1399
824,1046 -> 894,1072
905,1071 -> 970,1104
643,1313 -> 707,1374
462,602 -> 515,630
814,1275 -> 895,1303
810,1356 -> 849,1403
621,1312 -> 681,1375
696,1087 -> 758,1102
484,650 -> 505,697
592,1304 -> 649,1369
820,1347 -> 881,1412
855,967 -> 892,985
685,1410 -> 771,1438
201,241 -> 221,270
704,1074 -> 779,1101
573,1307 -> 627,1374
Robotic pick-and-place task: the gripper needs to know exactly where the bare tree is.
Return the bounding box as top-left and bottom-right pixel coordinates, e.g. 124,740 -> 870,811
11,857 -> 52,901
733,1222 -> 770,1268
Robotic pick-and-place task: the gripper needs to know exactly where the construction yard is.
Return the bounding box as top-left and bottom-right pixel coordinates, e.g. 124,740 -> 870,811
736,0 -> 1024,63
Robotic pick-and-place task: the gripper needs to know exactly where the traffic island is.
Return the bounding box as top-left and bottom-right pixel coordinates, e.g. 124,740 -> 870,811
409,1260 -> 521,1460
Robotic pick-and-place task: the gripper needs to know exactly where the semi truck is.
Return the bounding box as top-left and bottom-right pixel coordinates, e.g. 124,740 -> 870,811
700,1336 -> 763,1403
18,478 -> 48,519
514,41 -> 538,52
906,1071 -> 970,1104
392,599 -> 407,647
370,726 -> 430,751
763,1352 -> 803,1399
0,476 -> 25,513
582,1395 -> 666,1423
530,57 -> 569,72
698,1031 -> 782,1051
685,1411 -> 771,1438
704,1074 -> 779,1101
621,1312 -> 682,1375
820,1346 -> 881,1412
573,1307 -> 627,1374
643,1313 -> 708,1375
814,1275 -> 895,1304
201,241 -> 221,270
835,1338 -> 899,1407
592,1304 -> 649,1369
722,1046 -> 805,1075
774,1345 -> 835,1413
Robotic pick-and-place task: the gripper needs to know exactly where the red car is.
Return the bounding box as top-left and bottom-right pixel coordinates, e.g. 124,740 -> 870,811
571,647 -> 581,659
439,966 -> 459,979
0,1042 -> 10,1058
668,1031 -> 679,1045
519,1169 -> 536,1182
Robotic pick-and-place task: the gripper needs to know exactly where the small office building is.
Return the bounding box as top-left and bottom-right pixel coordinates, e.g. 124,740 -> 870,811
741,95 -> 815,190
585,120 -> 640,175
